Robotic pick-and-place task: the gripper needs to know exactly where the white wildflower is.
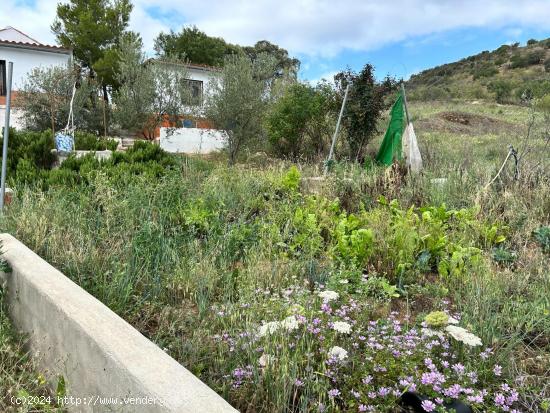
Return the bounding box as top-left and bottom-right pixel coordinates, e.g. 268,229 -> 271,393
258,321 -> 281,337
281,315 -> 299,332
318,290 -> 339,302
328,346 -> 348,361
258,354 -> 276,367
339,279 -> 349,284
448,316 -> 460,324
445,325 -> 482,347
332,321 -> 352,334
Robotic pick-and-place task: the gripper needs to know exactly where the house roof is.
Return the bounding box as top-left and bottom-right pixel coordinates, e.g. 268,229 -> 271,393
0,26 -> 71,54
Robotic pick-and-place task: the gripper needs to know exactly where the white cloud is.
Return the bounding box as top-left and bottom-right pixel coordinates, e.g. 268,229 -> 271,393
1,0 -> 549,57
306,70 -> 339,85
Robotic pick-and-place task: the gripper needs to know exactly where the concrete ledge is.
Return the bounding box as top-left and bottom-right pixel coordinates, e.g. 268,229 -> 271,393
0,233 -> 237,413
51,149 -> 114,167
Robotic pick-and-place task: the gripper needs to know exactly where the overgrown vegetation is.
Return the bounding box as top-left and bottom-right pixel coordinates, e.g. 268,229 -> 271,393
1,5 -> 549,410
1,98 -> 548,412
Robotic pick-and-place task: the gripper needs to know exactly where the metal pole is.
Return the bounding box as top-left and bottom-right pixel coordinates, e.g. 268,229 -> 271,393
1,62 -> 13,212
401,82 -> 410,125
324,81 -> 351,175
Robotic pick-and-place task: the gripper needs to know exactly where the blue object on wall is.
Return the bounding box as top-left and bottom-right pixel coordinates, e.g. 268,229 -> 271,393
54,133 -> 74,154
182,119 -> 194,128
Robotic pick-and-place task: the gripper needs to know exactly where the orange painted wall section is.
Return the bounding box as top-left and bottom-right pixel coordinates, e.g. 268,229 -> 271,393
0,91 -> 20,106
144,115 -> 215,139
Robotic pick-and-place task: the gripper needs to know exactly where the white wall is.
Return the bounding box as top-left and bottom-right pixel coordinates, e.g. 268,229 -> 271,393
0,45 -> 72,130
0,45 -> 72,91
160,127 -> 227,154
0,106 -> 24,129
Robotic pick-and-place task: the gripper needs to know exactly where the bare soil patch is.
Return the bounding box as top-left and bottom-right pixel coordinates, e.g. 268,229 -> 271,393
416,110 -> 518,135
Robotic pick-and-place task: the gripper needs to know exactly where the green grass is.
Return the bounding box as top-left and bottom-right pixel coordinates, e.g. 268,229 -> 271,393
0,100 -> 548,412
0,291 -> 63,412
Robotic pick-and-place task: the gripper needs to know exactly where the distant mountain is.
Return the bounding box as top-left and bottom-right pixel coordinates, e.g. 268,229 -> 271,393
406,38 -> 550,103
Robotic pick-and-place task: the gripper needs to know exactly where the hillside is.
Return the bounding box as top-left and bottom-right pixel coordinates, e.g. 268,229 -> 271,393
406,38 -> 550,103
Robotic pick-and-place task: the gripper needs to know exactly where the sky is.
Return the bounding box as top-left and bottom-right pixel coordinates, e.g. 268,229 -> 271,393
2,0 -> 550,83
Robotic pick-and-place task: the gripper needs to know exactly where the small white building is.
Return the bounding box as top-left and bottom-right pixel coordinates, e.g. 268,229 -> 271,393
0,26 -> 72,129
150,60 -> 227,153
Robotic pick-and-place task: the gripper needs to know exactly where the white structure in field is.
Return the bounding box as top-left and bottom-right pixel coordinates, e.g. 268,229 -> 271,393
159,127 -> 227,154
0,26 -> 72,129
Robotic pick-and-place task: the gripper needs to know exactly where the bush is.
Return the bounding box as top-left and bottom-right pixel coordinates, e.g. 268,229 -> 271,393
510,50 -> 545,68
335,65 -> 397,161
267,82 -> 335,160
495,44 -> 511,56
2,129 -> 125,187
544,58 -> 550,72
527,38 -> 538,46
471,64 -> 498,79
74,132 -> 118,151
488,80 -> 514,103
2,129 -> 55,181
3,129 -> 173,189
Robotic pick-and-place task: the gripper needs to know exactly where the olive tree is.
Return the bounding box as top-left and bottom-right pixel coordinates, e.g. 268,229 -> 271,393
18,65 -> 82,133
113,35 -> 194,139
204,53 -> 276,164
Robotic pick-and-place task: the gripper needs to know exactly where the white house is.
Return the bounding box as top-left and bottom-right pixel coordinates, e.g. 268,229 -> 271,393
148,60 -> 219,129
148,60 -> 227,154
0,26 -> 72,129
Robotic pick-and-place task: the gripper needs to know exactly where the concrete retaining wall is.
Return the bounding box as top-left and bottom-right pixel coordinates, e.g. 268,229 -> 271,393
159,127 -> 227,154
0,233 -> 237,413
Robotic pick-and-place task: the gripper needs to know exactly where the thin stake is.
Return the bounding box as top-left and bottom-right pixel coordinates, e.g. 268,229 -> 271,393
324,82 -> 351,175
1,62 -> 13,212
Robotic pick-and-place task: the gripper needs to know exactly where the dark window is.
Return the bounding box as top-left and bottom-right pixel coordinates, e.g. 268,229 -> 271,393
184,79 -> 203,106
0,60 -> 6,97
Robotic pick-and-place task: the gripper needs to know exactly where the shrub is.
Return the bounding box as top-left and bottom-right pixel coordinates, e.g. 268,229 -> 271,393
533,226 -> 550,253
527,38 -> 538,46
471,64 -> 498,79
495,44 -> 511,56
526,49 -> 546,65
2,129 -> 55,181
3,129 -> 124,187
488,80 -> 514,103
544,58 -> 550,72
267,82 -> 335,160
74,131 -> 118,151
280,165 -> 301,192
335,65 -> 397,161
511,50 -> 545,68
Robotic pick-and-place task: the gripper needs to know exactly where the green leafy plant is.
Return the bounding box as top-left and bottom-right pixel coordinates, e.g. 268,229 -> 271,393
280,165 -> 301,192
533,226 -> 550,253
